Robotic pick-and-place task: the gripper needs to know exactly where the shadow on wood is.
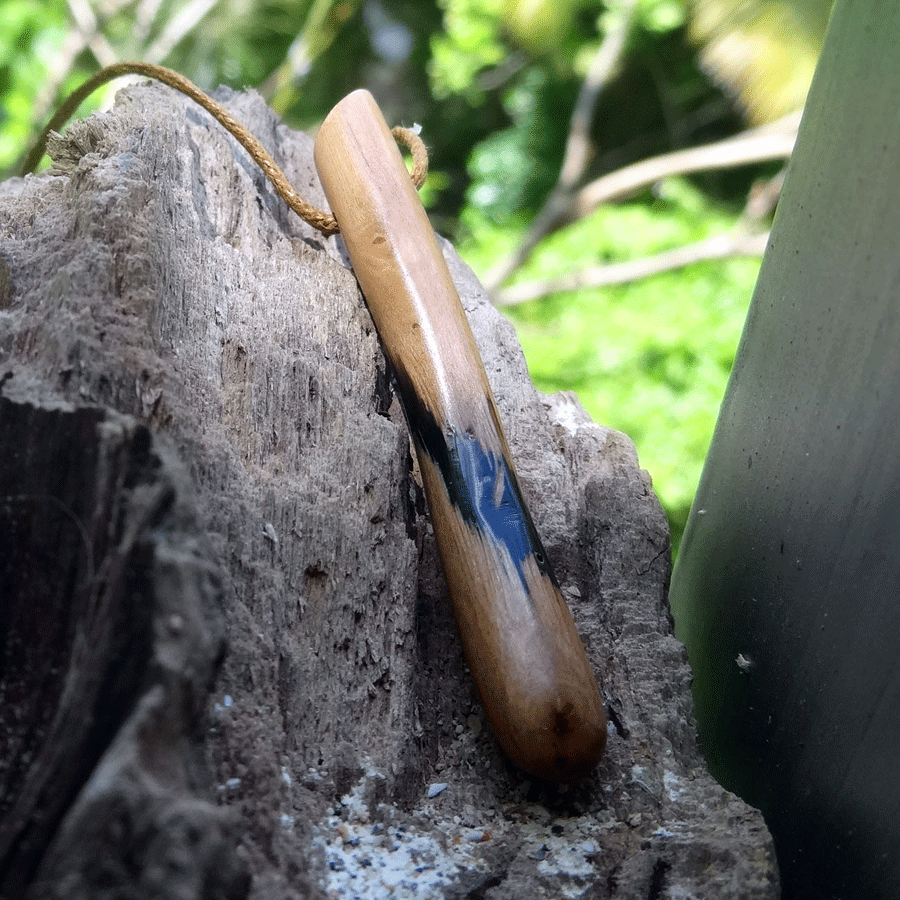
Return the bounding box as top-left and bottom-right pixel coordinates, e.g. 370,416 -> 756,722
0,398 -> 246,898
1,83 -> 778,898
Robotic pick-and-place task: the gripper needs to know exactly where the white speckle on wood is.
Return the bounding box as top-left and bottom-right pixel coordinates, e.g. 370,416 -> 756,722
550,396 -> 583,435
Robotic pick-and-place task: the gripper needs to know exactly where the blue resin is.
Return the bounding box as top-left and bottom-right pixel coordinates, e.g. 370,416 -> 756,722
389,361 -> 556,589
444,429 -> 548,585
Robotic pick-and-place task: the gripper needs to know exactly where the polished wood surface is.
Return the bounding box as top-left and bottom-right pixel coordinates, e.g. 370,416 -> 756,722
314,90 -> 605,780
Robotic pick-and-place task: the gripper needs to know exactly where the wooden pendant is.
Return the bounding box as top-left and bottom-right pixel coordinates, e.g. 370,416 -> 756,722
314,90 -> 606,780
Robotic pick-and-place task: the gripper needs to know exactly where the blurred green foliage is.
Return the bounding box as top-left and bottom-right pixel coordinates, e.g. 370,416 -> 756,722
0,0 -> 66,166
690,0 -> 832,123
461,182 -> 760,553
0,0 -> 812,558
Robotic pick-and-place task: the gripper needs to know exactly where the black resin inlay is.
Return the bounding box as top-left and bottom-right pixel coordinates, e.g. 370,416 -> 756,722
391,362 -> 556,589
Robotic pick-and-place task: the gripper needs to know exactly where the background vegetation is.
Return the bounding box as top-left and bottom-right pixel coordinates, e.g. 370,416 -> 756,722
0,0 -> 829,556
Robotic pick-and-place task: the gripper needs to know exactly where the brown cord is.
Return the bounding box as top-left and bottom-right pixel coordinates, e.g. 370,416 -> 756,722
22,62 -> 429,237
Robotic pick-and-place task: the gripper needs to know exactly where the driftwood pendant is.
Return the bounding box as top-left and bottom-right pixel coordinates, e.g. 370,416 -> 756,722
313,90 -> 605,780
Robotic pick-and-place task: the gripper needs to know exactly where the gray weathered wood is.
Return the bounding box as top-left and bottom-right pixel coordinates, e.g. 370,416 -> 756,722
0,83 -> 778,898
0,398 -> 248,899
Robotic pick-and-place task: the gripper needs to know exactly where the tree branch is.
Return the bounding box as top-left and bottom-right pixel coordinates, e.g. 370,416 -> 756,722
144,0 -> 221,63
484,109 -> 800,296
66,0 -> 119,66
493,228 -> 770,306
573,112 -> 799,217
482,0 -> 639,293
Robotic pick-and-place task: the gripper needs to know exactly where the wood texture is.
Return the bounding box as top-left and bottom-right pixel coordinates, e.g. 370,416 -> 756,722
314,90 -> 605,780
0,82 -> 779,899
0,398 -> 248,900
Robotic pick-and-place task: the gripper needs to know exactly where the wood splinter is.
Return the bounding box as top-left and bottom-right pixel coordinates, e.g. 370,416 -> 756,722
314,90 -> 607,781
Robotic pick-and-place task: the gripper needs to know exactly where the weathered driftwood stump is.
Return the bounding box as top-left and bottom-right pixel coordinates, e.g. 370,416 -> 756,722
0,84 -> 779,899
